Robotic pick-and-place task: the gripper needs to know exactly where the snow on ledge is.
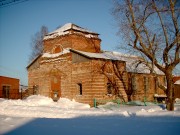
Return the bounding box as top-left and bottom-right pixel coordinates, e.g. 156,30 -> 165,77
154,94 -> 167,98
42,48 -> 70,58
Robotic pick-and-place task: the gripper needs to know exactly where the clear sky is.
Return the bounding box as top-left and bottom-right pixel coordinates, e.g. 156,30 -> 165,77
0,0 -> 120,85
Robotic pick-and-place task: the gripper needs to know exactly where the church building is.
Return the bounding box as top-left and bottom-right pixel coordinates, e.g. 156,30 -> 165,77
27,23 -> 166,106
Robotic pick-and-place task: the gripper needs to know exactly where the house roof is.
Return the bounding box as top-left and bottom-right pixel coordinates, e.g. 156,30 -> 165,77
70,49 -> 126,60
174,80 -> 180,85
0,75 -> 19,80
70,49 -> 164,74
27,48 -> 164,75
44,23 -> 99,40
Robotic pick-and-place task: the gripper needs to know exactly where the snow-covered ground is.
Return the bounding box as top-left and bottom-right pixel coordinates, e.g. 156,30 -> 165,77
0,95 -> 180,135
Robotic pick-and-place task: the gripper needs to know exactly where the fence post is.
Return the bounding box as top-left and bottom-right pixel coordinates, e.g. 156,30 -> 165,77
117,99 -> 120,107
94,98 -> 97,108
21,88 -> 22,99
144,97 -> 147,106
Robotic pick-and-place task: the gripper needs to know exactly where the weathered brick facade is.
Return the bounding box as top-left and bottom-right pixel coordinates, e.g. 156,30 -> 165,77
27,23 -> 166,106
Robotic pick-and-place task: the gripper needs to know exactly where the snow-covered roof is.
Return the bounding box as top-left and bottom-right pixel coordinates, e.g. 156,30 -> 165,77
27,47 -> 163,74
70,49 -> 164,74
44,23 -> 99,40
174,80 -> 180,85
70,49 -> 127,60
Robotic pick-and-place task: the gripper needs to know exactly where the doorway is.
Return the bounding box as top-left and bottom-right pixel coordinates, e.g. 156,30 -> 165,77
51,76 -> 61,101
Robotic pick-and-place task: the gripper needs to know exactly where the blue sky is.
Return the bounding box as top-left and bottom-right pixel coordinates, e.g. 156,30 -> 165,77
0,0 -> 120,85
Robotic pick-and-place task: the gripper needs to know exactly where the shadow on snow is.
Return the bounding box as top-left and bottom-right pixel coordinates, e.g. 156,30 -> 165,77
4,115 -> 180,135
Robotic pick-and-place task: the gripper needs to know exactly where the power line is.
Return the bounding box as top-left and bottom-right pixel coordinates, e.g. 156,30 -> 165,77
0,0 -> 28,8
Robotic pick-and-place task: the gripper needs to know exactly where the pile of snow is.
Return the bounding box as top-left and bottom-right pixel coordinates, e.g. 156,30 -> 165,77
0,95 -> 90,118
0,96 -> 180,135
25,95 -> 54,106
57,98 -> 90,109
0,95 -> 54,107
1,96 -> 179,118
0,95 -> 90,109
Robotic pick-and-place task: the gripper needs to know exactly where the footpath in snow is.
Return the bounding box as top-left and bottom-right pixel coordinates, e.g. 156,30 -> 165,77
0,95 -> 180,135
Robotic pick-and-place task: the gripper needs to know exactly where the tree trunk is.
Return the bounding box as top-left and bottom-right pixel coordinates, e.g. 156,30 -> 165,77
165,71 -> 174,111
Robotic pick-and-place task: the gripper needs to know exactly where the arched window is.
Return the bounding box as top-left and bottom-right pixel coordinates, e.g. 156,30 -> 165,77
54,46 -> 62,53
52,45 -> 63,53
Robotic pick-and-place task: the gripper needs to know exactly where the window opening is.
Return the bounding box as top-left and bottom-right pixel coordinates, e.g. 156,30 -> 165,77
107,83 -> 113,94
77,83 -> 82,95
2,86 -> 10,98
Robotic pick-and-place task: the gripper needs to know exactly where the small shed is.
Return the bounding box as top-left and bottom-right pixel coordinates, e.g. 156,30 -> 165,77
0,76 -> 20,99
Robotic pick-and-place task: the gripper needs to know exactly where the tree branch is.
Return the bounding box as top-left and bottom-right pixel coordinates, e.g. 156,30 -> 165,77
169,0 -> 179,37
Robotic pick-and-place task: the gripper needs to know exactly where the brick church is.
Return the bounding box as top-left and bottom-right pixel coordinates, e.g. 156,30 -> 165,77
27,23 -> 166,106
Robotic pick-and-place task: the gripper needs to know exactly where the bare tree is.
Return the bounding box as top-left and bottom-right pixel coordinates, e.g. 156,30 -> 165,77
113,0 -> 180,110
29,26 -> 48,62
93,60 -> 129,102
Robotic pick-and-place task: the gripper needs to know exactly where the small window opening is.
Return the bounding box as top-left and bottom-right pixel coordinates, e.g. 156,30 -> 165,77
54,46 -> 61,53
33,85 -> 39,95
107,83 -> 113,94
77,83 -> 82,95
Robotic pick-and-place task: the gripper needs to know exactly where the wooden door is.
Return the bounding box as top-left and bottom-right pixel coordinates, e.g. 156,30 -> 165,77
51,76 -> 61,101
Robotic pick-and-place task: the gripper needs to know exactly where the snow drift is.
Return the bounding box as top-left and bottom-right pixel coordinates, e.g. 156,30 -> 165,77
0,95 -> 180,135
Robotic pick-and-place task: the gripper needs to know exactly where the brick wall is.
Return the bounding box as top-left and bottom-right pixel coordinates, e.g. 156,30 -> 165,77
44,34 -> 101,53
129,73 -> 166,102
0,76 -> 20,99
28,53 -> 72,99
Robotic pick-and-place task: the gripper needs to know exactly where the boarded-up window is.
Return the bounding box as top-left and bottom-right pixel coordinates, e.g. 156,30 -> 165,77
77,83 -> 82,95
144,76 -> 149,92
132,75 -> 137,92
